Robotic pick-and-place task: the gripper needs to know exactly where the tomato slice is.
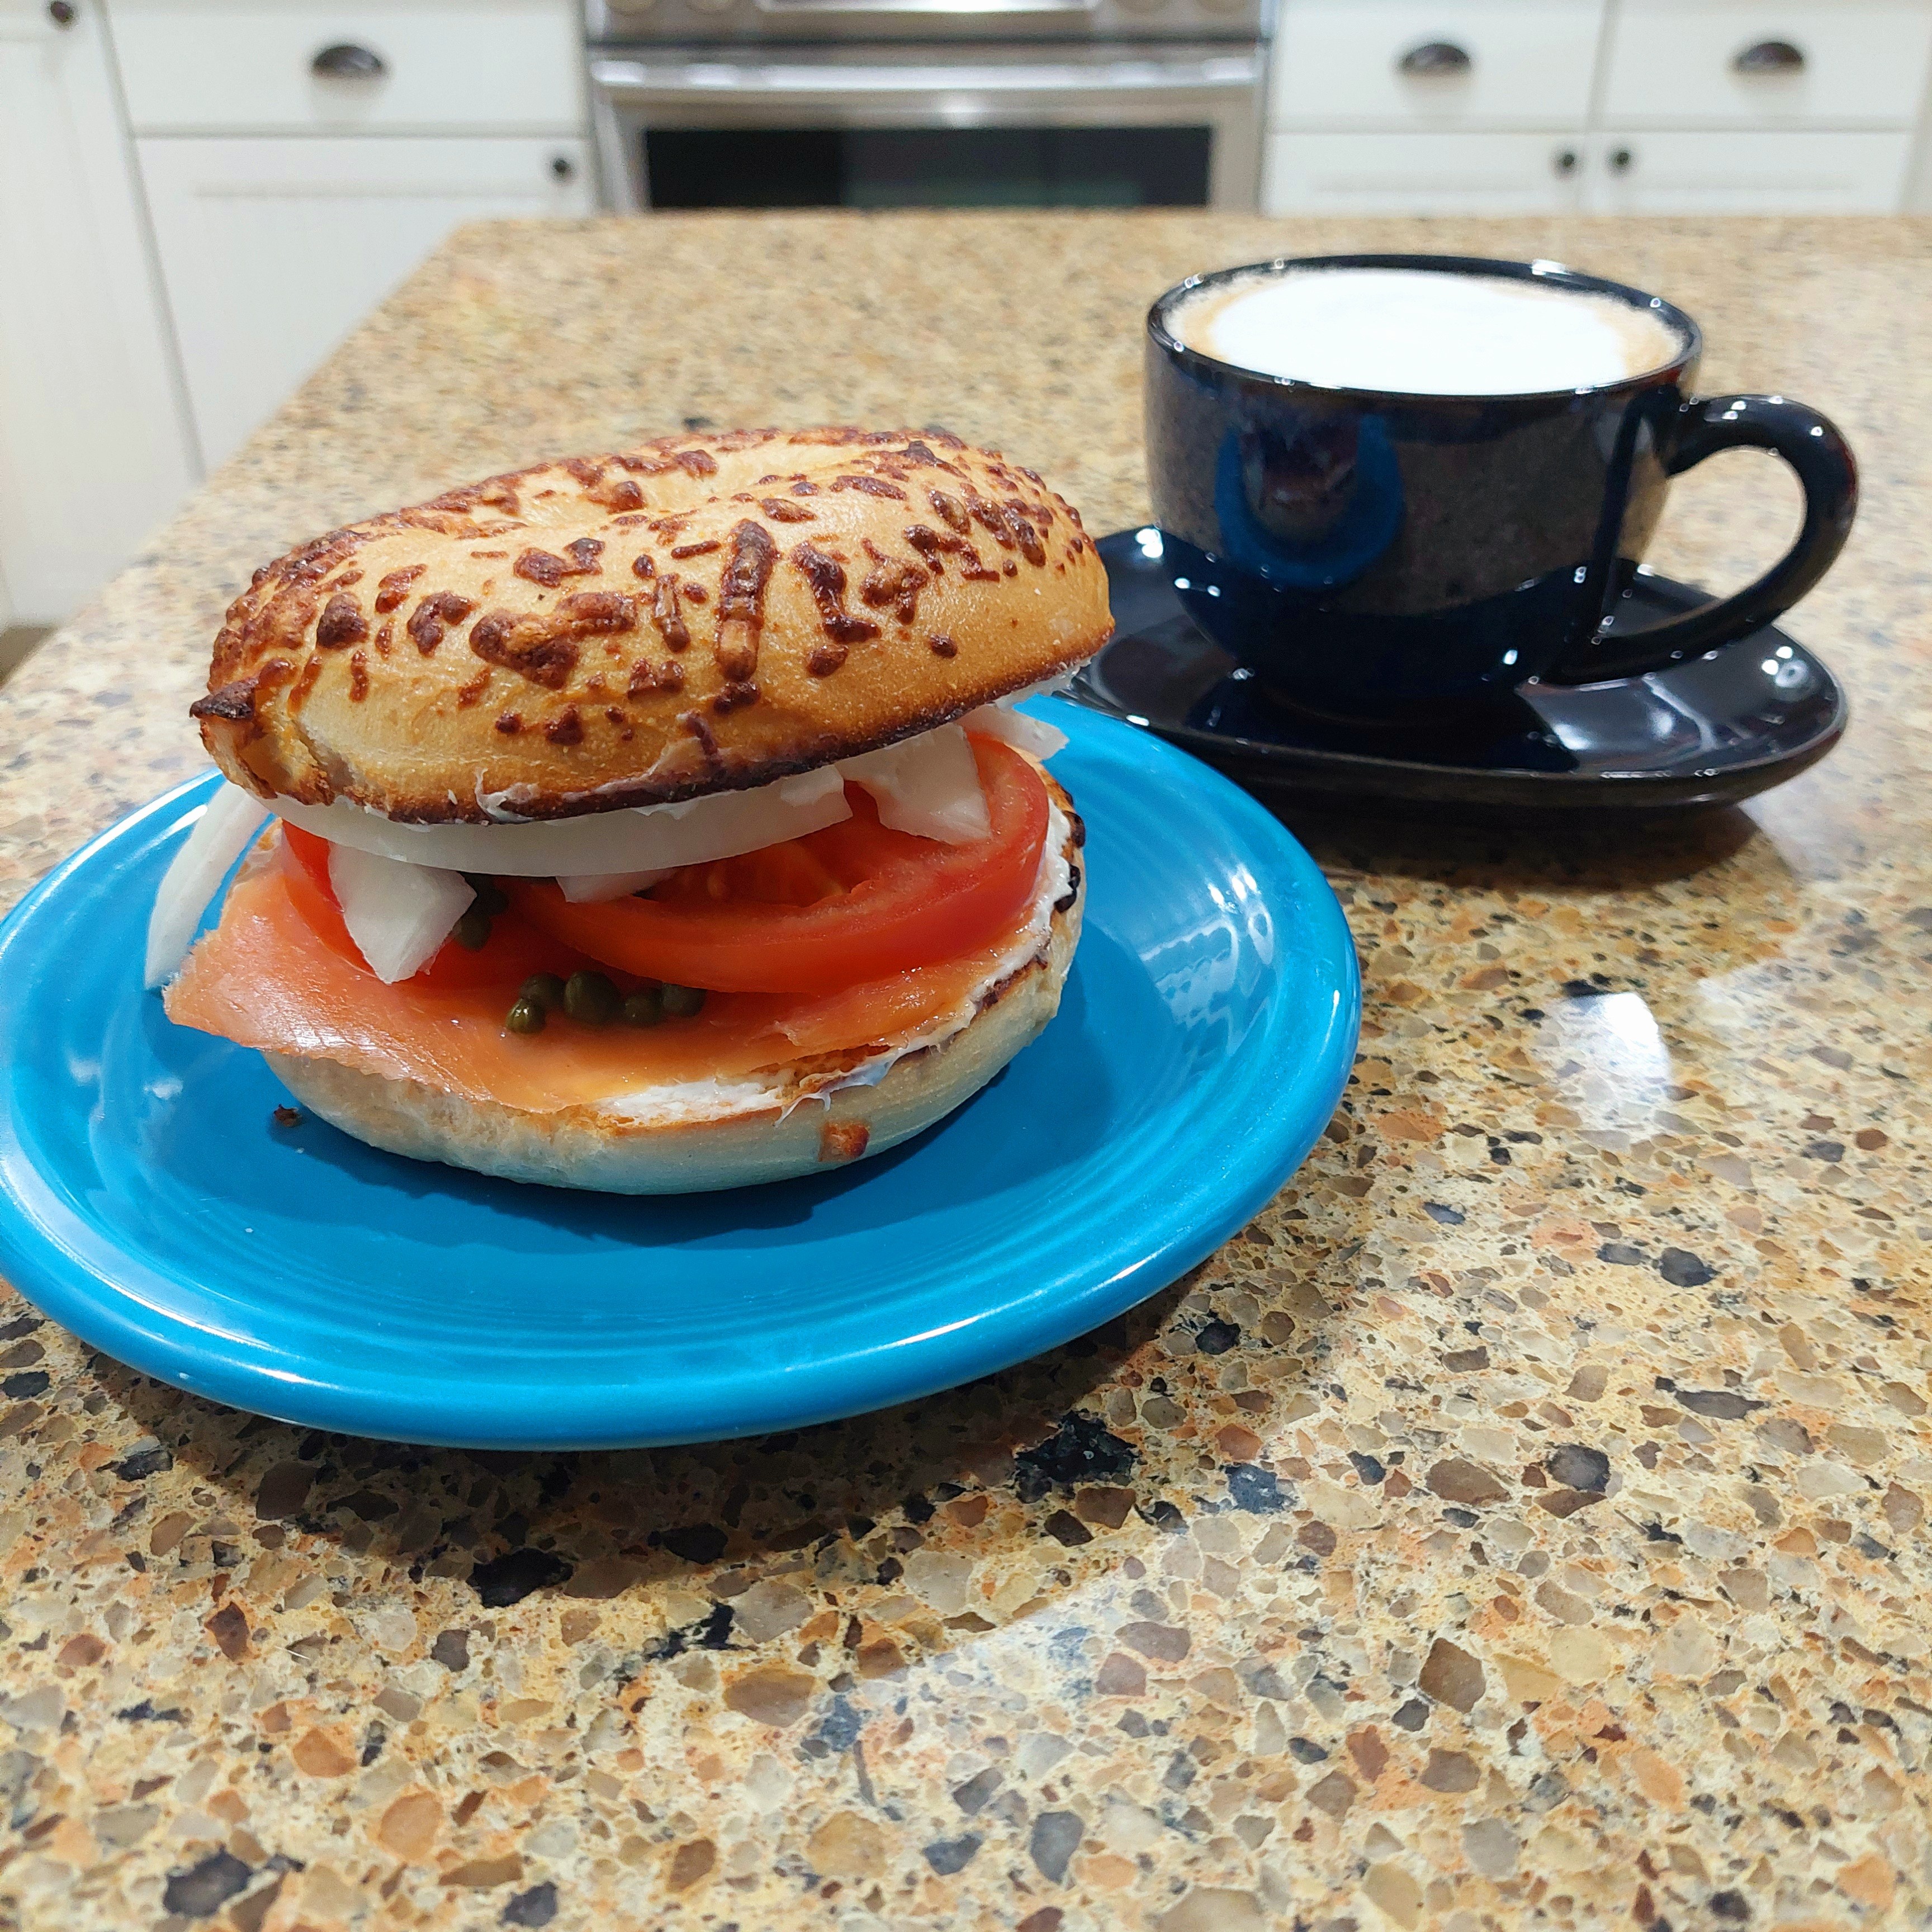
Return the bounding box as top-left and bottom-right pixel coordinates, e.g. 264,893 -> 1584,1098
280,824 -> 353,950
506,736 -> 1050,994
657,835 -> 847,909
278,824 -> 585,991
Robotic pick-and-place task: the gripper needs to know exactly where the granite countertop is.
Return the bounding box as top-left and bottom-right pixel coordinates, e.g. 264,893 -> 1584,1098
0,212 -> 1928,1931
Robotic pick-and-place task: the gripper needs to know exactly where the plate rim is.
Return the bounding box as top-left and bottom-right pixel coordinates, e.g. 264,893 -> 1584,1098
0,707 -> 1361,1448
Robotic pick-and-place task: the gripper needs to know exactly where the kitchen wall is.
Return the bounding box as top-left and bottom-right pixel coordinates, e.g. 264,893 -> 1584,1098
3,0 -> 1931,632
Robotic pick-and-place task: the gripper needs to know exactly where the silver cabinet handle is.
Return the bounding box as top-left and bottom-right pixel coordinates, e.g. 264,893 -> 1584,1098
1398,40 -> 1472,77
1734,39 -> 1805,75
312,43 -> 386,80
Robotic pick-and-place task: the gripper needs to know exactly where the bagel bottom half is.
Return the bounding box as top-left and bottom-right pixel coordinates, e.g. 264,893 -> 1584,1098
265,863 -> 1083,1196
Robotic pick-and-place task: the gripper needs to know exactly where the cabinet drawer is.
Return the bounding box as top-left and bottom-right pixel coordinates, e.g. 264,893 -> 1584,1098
139,134 -> 591,465
1268,1 -> 1604,129
110,0 -> 583,135
1263,131 -> 1585,213
1588,129 -> 1912,211
1600,2 -> 1932,127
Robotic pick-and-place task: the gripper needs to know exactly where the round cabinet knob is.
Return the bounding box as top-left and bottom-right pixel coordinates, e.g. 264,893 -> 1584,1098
1734,38 -> 1805,75
551,153 -> 576,181
311,42 -> 386,80
1398,40 -> 1472,78
1553,147 -> 1579,176
1609,146 -> 1634,174
47,1 -> 77,26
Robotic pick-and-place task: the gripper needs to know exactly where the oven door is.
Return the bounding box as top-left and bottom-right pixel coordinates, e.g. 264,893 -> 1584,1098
589,45 -> 1262,211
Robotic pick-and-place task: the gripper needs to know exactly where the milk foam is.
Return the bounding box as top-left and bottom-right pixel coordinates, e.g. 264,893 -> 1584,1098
1176,267 -> 1681,395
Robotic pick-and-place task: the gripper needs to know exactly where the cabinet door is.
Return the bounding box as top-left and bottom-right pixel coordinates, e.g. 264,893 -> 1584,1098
1269,1 -> 1606,130
0,0 -> 198,623
138,135 -> 591,467
110,0 -> 583,136
1600,1 -> 1932,129
1264,131 -> 1587,214
1587,130 -> 1912,212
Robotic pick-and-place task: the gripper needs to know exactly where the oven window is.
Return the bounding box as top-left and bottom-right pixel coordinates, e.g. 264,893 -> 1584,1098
643,127 -> 1213,209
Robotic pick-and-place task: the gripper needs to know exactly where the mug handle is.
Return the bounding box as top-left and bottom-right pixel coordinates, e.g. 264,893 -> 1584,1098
1543,394 -> 1857,684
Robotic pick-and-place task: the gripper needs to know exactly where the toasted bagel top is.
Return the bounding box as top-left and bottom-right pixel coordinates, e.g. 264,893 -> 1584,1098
191,428 -> 1112,822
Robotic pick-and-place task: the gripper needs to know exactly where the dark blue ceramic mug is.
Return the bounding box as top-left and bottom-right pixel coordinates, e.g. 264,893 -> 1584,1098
1144,254 -> 1858,728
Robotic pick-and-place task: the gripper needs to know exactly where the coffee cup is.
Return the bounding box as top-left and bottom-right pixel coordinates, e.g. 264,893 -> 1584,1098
1143,254 -> 1857,727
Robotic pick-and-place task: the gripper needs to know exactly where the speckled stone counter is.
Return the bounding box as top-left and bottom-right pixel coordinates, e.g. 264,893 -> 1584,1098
0,213 -> 1928,1932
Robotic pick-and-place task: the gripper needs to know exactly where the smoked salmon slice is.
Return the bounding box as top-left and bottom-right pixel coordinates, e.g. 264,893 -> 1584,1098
164,853 -> 1039,1114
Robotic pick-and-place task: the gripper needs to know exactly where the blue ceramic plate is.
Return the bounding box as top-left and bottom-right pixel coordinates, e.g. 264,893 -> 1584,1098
0,703 -> 1358,1448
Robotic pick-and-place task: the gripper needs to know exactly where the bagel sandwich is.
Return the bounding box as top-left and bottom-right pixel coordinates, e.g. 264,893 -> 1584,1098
149,428 -> 1112,1193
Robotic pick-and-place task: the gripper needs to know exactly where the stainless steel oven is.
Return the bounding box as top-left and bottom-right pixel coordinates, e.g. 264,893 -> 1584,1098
587,0 -> 1266,212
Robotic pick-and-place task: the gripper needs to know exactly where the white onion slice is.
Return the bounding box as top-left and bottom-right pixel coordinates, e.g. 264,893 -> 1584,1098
839,724 -> 991,843
259,704 -> 1050,887
144,782 -> 272,990
327,846 -> 474,984
271,765 -> 850,877
962,701 -> 1068,761
558,866 -> 674,904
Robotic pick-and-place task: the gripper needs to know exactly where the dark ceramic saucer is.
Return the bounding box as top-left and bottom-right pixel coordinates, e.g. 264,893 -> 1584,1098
1073,528 -> 1848,813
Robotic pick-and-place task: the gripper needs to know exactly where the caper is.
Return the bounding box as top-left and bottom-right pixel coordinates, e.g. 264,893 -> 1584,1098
466,877 -> 509,917
564,970 -> 621,1027
505,997 -> 546,1035
517,972 -> 566,1012
621,986 -> 664,1027
451,906 -> 493,951
661,983 -> 707,1019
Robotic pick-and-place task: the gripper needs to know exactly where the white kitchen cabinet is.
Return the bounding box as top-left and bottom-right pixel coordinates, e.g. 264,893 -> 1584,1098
1600,1 -> 1932,129
1270,1 -> 1605,131
138,134 -> 591,467
1264,130 -> 1588,214
110,0 -> 583,136
0,0 -> 198,624
1584,129 -> 1915,212
1265,0 -> 1932,214
1912,117 -> 1932,210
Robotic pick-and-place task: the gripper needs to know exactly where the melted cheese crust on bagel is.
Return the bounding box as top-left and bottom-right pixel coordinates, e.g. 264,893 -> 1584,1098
192,428 -> 1112,825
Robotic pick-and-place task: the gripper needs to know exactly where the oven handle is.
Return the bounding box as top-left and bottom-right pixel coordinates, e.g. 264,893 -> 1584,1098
591,53 -> 1262,97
